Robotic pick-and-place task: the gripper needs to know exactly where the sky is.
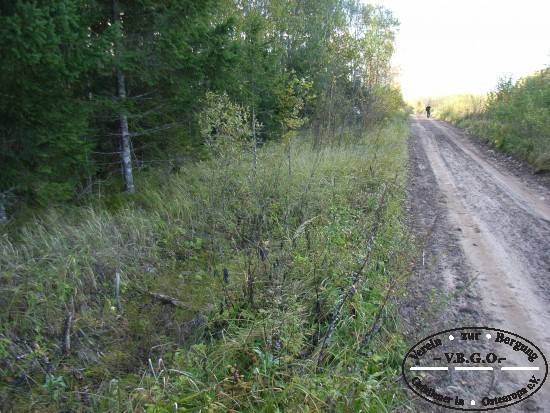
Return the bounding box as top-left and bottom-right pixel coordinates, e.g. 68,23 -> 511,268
373,0 -> 550,100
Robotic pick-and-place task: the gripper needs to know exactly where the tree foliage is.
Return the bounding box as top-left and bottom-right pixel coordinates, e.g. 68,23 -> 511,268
0,1 -> 99,206
198,91 -> 257,157
426,69 -> 549,173
0,0 -> 403,219
485,69 -> 550,171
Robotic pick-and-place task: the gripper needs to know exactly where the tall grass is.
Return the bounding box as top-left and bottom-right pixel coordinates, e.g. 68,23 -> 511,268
409,94 -> 487,125
480,69 -> 550,172
410,68 -> 550,172
0,118 -> 414,411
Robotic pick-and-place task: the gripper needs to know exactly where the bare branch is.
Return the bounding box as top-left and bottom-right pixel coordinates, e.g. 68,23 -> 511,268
133,285 -> 194,311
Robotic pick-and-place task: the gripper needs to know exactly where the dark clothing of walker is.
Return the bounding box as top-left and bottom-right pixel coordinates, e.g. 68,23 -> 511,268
426,106 -> 431,118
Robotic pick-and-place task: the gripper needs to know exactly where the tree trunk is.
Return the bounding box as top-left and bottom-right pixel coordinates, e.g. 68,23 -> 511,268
252,105 -> 257,169
112,0 -> 134,193
116,69 -> 134,193
0,193 -> 7,224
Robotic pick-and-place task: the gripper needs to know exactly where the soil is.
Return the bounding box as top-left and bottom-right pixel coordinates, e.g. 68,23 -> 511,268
400,115 -> 550,412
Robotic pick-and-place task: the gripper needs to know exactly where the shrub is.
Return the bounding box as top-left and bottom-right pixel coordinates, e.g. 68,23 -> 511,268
0,119 -> 413,411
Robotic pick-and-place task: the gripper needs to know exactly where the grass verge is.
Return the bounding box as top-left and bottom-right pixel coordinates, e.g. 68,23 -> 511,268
409,68 -> 550,173
0,118 -> 414,412
409,94 -> 486,126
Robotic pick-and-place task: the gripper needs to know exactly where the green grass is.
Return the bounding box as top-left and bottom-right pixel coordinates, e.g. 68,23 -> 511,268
0,118 -> 414,412
410,68 -> 550,173
409,94 -> 487,126
480,69 -> 550,172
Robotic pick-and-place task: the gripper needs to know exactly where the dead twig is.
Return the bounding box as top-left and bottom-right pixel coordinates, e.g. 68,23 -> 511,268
61,312 -> 73,355
362,270 -> 394,350
133,285 -> 193,311
61,296 -> 75,355
316,189 -> 388,367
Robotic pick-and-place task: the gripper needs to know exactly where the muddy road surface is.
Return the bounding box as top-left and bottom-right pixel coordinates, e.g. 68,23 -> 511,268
402,115 -> 550,411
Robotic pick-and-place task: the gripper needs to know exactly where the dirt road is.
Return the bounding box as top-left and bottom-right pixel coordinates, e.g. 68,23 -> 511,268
402,115 -> 550,411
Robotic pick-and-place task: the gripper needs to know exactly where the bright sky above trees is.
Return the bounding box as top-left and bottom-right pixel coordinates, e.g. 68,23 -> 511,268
375,0 -> 550,99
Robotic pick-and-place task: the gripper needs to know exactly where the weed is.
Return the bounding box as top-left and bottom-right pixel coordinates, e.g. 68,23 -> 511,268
0,118 -> 414,411
412,68 -> 549,172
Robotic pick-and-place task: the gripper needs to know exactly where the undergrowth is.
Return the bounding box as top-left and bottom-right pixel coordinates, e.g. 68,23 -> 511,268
410,68 -> 550,173
409,94 -> 486,126
0,118 -> 414,412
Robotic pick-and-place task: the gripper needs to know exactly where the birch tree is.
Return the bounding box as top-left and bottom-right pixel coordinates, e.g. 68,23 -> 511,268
111,0 -> 134,192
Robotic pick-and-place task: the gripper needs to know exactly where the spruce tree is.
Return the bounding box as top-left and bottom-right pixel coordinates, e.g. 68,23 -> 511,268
0,1 -> 99,216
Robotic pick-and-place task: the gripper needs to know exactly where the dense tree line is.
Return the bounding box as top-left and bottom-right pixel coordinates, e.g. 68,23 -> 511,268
418,68 -> 549,173
0,0 -> 402,221
483,69 -> 549,172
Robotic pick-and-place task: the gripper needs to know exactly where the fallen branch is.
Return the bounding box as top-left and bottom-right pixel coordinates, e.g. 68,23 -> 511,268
362,269 -> 394,350
61,312 -> 73,354
61,297 -> 75,355
316,189 -> 388,367
133,285 -> 193,311
316,254 -> 371,366
115,272 -> 121,311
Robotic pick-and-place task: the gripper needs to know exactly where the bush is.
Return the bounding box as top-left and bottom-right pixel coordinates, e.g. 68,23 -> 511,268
482,70 -> 550,171
413,68 -> 550,173
0,119 -> 414,411
409,94 -> 486,126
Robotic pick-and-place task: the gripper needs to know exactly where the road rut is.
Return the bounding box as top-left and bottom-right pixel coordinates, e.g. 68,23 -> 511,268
402,114 -> 550,411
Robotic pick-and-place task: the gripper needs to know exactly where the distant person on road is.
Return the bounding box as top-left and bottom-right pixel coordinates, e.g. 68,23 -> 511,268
426,105 -> 432,118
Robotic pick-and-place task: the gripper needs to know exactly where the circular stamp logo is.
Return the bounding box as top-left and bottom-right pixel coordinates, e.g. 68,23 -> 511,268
401,327 -> 548,411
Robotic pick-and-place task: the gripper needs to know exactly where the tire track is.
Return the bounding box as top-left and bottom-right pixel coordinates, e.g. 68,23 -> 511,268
404,115 -> 550,411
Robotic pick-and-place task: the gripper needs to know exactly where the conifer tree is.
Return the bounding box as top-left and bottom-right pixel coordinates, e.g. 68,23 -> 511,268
0,1 -> 100,216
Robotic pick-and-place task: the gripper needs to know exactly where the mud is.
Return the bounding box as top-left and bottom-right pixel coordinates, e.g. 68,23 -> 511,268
401,115 -> 550,412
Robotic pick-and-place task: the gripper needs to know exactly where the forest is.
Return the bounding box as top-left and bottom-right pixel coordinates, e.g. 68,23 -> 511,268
0,1 -> 413,411
0,0 -> 404,220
